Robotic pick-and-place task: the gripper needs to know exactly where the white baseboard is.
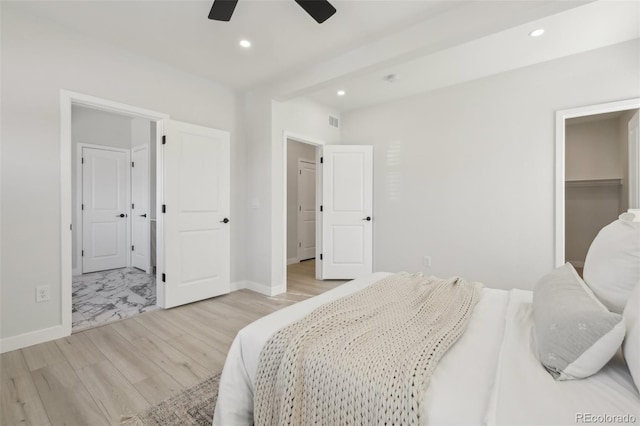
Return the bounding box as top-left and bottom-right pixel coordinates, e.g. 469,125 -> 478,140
568,260 -> 585,268
0,325 -> 68,354
230,280 -> 287,297
270,283 -> 287,296
287,257 -> 300,265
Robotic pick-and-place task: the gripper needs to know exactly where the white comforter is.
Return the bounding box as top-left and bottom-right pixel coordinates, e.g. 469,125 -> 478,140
213,273 -> 640,426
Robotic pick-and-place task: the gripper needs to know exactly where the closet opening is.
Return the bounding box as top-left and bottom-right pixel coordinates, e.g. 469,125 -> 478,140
555,98 -> 640,269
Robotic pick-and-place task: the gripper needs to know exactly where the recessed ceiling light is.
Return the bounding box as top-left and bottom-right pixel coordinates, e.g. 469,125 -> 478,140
529,28 -> 545,37
239,39 -> 251,48
337,90 -> 346,96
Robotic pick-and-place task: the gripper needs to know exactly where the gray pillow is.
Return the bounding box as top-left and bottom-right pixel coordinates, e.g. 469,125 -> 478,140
533,263 -> 625,380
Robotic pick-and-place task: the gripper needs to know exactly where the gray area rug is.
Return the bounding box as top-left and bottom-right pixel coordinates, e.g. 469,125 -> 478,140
121,373 -> 221,426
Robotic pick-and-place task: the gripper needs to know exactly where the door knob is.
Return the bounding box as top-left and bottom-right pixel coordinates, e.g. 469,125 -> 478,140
139,214 -> 147,217
220,218 -> 230,224
117,213 -> 126,218
362,216 -> 371,221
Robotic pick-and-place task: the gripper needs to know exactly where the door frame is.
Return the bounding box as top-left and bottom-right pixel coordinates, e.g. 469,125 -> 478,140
282,132 -> 325,288
554,97 -> 640,268
131,143 -> 152,274
61,90 -> 170,337
75,143 -> 132,275
297,158 -> 317,262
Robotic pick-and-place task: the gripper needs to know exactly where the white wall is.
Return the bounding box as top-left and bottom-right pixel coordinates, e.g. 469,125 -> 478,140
71,106 -> 135,272
340,39 -> 640,290
0,7 -> 244,343
565,117 -> 622,181
287,140 -> 317,261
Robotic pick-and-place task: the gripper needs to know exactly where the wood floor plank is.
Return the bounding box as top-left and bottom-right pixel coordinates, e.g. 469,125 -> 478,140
31,361 -> 109,426
161,308 -> 234,352
1,375 -> 51,426
132,311 -> 184,341
75,359 -> 150,424
165,334 -> 227,372
21,341 -> 66,371
110,317 -> 150,341
1,350 -> 50,426
85,325 -> 164,383
55,332 -> 106,371
132,372 -> 183,405
1,350 -> 32,381
120,326 -> 211,387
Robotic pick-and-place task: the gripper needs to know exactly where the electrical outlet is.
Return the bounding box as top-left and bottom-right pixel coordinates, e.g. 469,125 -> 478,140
422,255 -> 432,267
36,285 -> 50,303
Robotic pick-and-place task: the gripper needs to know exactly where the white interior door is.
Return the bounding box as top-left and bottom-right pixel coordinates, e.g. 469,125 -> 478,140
629,111 -> 639,209
82,147 -> 129,273
131,145 -> 150,272
298,160 -> 316,261
321,145 -> 373,279
163,120 -> 230,308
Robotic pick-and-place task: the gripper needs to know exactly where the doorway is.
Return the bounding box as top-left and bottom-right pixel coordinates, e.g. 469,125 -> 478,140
71,106 -> 157,331
286,138 -> 321,288
555,98 -> 640,268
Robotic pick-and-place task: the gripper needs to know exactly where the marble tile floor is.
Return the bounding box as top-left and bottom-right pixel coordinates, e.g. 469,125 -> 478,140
72,267 -> 158,332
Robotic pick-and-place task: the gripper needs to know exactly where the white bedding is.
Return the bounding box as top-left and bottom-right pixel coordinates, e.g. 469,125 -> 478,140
213,273 -> 640,426
486,289 -> 640,426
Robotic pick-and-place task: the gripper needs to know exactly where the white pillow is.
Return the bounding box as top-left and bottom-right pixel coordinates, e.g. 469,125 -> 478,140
583,215 -> 640,313
623,282 -> 640,392
533,263 -> 625,380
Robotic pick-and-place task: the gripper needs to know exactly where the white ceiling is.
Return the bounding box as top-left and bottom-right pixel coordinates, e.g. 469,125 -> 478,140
6,0 -> 461,90
307,0 -> 640,111
5,0 -> 638,111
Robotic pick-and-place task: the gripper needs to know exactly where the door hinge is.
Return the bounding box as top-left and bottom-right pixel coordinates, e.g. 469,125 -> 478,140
320,205 -> 323,212
70,224 -> 72,231
81,250 -> 84,257
162,273 -> 166,282
299,170 -> 301,175
132,203 -> 135,209
299,206 -> 301,211
81,157 -> 84,164
81,204 -> 84,210
162,135 -> 166,145
162,204 -> 166,213
131,161 -> 135,168
320,157 -> 323,164
299,242 -> 301,247
131,245 -> 134,251
320,254 -> 323,260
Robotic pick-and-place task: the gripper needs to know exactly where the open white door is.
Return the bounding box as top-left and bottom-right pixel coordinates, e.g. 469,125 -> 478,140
321,145 -> 373,279
298,160 -> 316,261
163,120 -> 230,308
629,111 -> 639,209
82,147 -> 129,273
131,145 -> 150,272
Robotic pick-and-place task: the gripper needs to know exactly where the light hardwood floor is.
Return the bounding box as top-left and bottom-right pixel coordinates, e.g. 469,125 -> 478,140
1,260 -> 345,426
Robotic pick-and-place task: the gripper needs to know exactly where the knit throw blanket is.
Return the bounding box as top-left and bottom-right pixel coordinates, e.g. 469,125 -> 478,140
253,273 -> 483,426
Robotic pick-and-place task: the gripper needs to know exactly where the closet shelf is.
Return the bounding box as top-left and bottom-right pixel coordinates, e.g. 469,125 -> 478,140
565,178 -> 622,187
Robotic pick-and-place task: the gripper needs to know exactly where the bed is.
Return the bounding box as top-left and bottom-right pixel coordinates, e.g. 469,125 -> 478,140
214,215 -> 640,425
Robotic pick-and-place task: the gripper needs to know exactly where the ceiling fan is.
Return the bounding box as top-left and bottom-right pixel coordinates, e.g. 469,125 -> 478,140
208,0 -> 337,24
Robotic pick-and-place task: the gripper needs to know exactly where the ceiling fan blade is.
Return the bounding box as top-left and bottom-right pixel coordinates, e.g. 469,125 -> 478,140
208,0 -> 238,21
294,0 -> 336,24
